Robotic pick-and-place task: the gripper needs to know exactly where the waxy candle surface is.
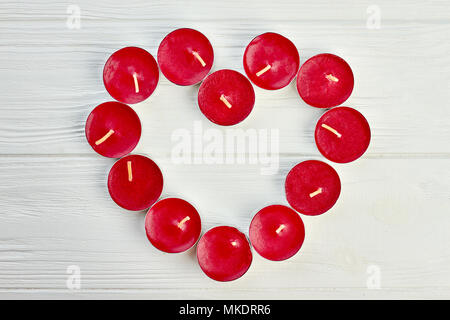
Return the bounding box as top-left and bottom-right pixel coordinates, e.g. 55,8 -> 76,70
296,53 -> 354,108
85,101 -> 141,158
315,106 -> 371,163
145,198 -> 201,253
197,226 -> 252,282
198,69 -> 255,126
249,205 -> 305,261
285,160 -> 341,216
108,154 -> 163,211
103,47 -> 159,104
158,28 -> 214,86
243,32 -> 300,90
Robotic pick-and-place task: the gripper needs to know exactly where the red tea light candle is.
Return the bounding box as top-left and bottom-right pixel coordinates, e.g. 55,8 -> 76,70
198,69 -> 255,126
85,101 -> 141,158
108,154 -> 163,211
103,47 -> 159,104
296,53 -> 354,108
315,106 -> 371,163
243,32 -> 300,90
197,226 -> 252,282
158,28 -> 214,86
285,160 -> 341,216
145,198 -> 201,253
249,205 -> 305,261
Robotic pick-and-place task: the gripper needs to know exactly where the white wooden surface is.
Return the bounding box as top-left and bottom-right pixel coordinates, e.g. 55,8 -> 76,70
0,0 -> 449,299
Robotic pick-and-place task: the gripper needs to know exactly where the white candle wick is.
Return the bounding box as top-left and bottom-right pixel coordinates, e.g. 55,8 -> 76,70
321,124 -> 342,138
192,51 -> 206,67
256,64 -> 271,77
127,161 -> 133,182
309,187 -> 323,198
133,72 -> 140,93
220,94 -> 232,109
95,129 -> 114,145
326,74 -> 339,82
275,224 -> 285,234
177,216 -> 191,229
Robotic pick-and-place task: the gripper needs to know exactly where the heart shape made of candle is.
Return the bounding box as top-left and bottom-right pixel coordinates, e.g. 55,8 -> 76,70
85,29 -> 371,282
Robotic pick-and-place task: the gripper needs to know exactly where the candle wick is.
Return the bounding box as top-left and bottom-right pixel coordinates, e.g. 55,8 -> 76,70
192,51 -> 206,67
321,124 -> 342,138
309,187 -> 323,198
256,64 -> 271,77
177,216 -> 191,229
95,129 -> 115,145
325,74 -> 339,82
133,73 -> 140,93
127,161 -> 133,182
275,224 -> 285,234
220,94 -> 232,109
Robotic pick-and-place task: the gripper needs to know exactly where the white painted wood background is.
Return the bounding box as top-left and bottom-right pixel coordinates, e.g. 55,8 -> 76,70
0,0 -> 449,299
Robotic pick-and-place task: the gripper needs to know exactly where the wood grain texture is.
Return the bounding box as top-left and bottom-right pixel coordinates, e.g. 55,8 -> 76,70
0,156 -> 449,299
0,0 -> 449,299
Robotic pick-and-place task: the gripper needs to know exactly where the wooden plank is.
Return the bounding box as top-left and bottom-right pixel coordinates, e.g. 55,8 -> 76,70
0,1 -> 449,155
0,156 -> 448,298
0,0 -> 449,300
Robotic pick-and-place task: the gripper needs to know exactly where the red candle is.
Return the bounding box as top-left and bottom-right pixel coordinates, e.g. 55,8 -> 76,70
103,47 -> 159,104
285,160 -> 341,216
315,106 -> 371,163
249,205 -> 305,261
197,226 -> 252,282
108,154 -> 163,211
145,198 -> 201,253
198,69 -> 255,126
85,101 -> 141,158
296,53 -> 354,108
158,28 -> 214,86
243,32 -> 300,90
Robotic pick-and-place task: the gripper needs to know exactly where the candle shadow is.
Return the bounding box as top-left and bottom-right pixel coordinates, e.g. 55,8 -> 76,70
185,241 -> 199,262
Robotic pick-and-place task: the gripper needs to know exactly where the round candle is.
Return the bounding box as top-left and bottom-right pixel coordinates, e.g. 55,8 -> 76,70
296,53 -> 354,108
249,205 -> 305,261
243,32 -> 300,90
158,28 -> 214,86
103,46 -> 159,104
108,154 -> 163,211
315,106 -> 371,163
197,226 -> 252,282
85,101 -> 141,158
198,69 -> 255,126
285,160 -> 341,216
145,198 -> 201,253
